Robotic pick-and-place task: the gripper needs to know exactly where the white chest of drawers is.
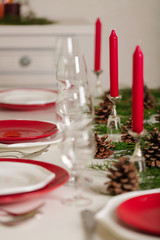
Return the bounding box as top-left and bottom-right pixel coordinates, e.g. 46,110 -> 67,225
0,24 -> 94,89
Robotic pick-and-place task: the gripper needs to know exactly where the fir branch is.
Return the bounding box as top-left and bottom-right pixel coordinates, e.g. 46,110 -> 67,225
89,160 -> 117,171
92,88 -> 160,193
0,16 -> 56,25
150,88 -> 160,101
94,124 -> 107,135
139,167 -> 160,190
111,142 -> 134,158
90,161 -> 160,191
112,142 -> 134,151
144,122 -> 160,132
113,149 -> 133,158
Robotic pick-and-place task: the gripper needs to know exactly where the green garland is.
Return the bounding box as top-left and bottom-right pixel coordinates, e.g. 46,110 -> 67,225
116,88 -> 160,120
0,16 -> 57,25
139,168 -> 160,190
93,87 -> 160,191
90,162 -> 160,190
94,88 -> 160,135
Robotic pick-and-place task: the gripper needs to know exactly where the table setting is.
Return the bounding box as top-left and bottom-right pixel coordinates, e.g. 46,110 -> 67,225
0,17 -> 159,240
0,88 -> 57,110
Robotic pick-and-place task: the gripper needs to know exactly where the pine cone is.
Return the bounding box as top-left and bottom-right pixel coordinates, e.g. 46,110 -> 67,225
143,127 -> 160,168
121,118 -> 135,143
105,156 -> 139,195
95,133 -> 114,159
155,110 -> 160,123
144,86 -> 155,110
102,90 -> 110,101
95,92 -> 113,124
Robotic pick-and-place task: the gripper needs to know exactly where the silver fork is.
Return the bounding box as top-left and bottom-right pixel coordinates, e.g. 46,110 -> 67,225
0,144 -> 49,159
81,209 -> 96,240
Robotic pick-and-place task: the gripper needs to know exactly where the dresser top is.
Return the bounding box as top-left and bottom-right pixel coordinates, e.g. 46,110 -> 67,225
0,24 -> 94,36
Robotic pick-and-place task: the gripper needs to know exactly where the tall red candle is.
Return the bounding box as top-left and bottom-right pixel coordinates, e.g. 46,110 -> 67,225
109,30 -> 119,97
94,18 -> 101,72
132,46 -> 144,133
0,4 -> 4,19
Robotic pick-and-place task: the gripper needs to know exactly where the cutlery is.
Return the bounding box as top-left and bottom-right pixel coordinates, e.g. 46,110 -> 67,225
20,144 -> 49,159
0,208 -> 41,227
81,209 -> 96,240
0,202 -> 44,226
0,144 -> 49,159
0,202 -> 45,217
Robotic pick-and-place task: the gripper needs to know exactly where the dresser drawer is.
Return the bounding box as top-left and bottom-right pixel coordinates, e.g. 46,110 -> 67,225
0,36 -> 55,48
0,49 -> 55,73
0,25 -> 94,88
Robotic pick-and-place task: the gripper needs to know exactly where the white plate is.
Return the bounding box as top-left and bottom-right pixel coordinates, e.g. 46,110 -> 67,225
0,162 -> 55,195
95,189 -> 160,240
0,89 -> 57,105
0,131 -> 62,149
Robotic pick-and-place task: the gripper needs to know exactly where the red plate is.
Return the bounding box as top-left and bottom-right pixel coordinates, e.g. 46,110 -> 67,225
117,192 -> 160,236
0,158 -> 69,204
0,120 -> 58,143
0,89 -> 57,111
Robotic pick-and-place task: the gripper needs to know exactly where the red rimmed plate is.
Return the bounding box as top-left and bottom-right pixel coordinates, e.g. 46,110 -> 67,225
0,120 -> 58,143
117,192 -> 160,236
0,89 -> 57,110
0,158 -> 69,204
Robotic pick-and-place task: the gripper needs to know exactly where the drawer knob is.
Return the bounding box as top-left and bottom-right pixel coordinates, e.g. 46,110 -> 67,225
19,56 -> 31,66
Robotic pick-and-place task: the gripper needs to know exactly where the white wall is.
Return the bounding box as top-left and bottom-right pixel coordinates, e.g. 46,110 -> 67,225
28,0 -> 160,89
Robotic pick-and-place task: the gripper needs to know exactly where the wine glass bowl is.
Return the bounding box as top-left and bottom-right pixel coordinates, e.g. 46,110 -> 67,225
56,55 -> 88,90
55,82 -> 93,131
54,35 -> 79,67
55,85 -> 82,129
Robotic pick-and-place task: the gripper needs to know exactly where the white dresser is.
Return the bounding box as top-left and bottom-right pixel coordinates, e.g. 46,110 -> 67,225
0,24 -> 94,89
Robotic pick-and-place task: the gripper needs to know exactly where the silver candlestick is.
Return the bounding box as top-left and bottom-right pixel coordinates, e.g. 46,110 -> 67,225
128,129 -> 147,172
107,94 -> 122,142
94,70 -> 103,99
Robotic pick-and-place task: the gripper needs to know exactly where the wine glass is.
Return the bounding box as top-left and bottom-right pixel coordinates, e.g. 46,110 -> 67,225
55,86 -> 81,130
56,54 -> 89,91
55,83 -> 94,132
55,54 -> 94,131
61,124 -> 95,206
54,35 -> 79,67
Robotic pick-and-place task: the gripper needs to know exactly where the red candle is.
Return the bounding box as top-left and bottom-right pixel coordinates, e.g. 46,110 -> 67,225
132,46 -> 144,133
109,30 -> 119,97
0,4 -> 4,19
94,18 -> 101,72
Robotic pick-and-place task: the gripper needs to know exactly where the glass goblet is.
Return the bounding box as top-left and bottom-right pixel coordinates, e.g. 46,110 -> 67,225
55,83 -> 94,132
61,125 -> 95,207
56,54 -> 89,90
54,35 -> 79,67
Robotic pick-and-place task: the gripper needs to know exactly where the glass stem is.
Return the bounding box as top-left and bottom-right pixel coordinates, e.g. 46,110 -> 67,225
96,75 -> 101,88
95,75 -> 102,97
133,137 -> 142,157
74,172 -> 83,198
132,137 -> 146,172
111,103 -> 117,117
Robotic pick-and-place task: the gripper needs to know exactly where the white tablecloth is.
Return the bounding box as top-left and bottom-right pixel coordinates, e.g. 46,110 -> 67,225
0,106 -> 159,240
